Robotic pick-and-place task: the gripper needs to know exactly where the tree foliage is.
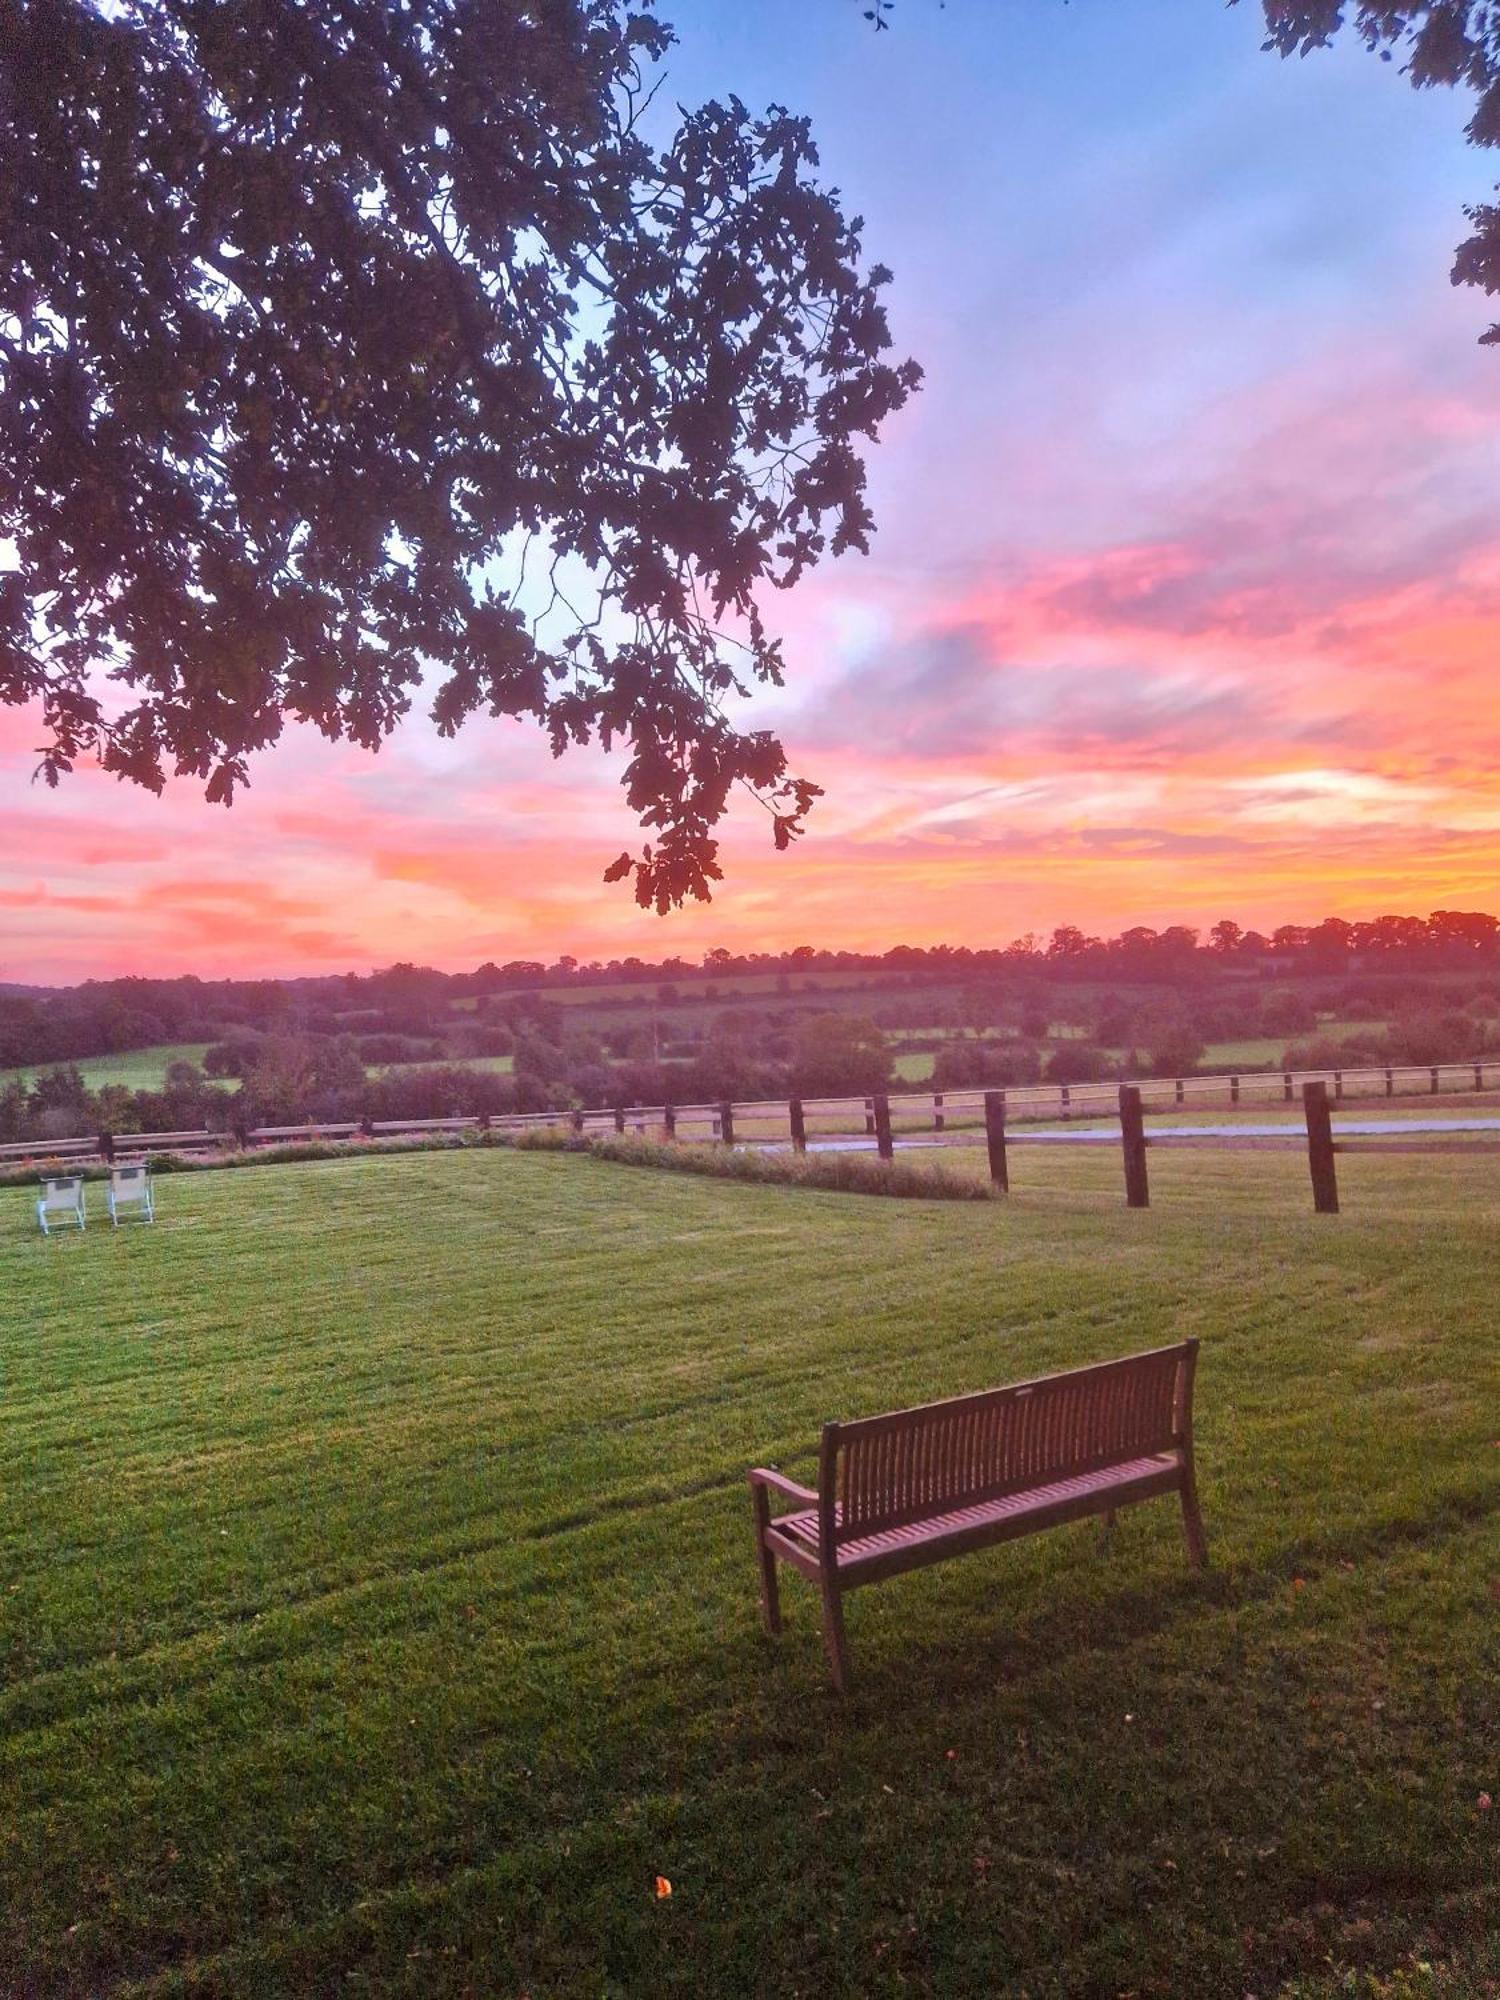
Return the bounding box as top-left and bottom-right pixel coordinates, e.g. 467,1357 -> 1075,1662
0,0 -> 918,906
1260,4 -> 1500,336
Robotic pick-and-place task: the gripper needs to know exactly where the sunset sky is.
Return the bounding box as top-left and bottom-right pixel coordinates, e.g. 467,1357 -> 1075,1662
7,0 -> 1500,983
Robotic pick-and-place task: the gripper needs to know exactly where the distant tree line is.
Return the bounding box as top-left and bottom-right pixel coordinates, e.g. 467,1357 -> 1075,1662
8,959 -> 1500,1152
0,1011 -> 900,1149
6,908 -> 1500,1079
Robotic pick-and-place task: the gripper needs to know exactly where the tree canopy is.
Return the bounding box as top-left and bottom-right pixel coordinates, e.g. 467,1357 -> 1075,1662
8,3 -> 1497,918
0,0 -> 918,908
1257,2 -> 1500,339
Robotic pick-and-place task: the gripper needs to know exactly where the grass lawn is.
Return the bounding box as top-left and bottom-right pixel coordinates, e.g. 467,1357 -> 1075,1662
1200,1023 -> 1387,1071
3,1147 -> 1497,1997
374,1052 -> 515,1077
1,1042 -> 221,1095
1200,1034 -> 1290,1068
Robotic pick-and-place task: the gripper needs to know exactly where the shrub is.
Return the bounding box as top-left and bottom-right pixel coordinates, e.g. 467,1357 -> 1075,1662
1384,1010 -> 1485,1065
203,1034 -> 264,1078
1281,1036 -> 1360,1071
1147,1028 -> 1205,1077
789,1013 -> 893,1097
932,1040 -> 1042,1089
1043,1043 -> 1113,1085
508,1128 -> 995,1200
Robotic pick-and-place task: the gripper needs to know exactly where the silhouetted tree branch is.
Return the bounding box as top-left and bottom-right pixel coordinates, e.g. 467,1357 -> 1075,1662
0,1 -> 919,908
1255,3 -> 1500,341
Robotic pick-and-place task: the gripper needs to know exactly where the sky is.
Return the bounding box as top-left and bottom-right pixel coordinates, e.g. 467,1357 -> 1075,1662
7,0 -> 1500,982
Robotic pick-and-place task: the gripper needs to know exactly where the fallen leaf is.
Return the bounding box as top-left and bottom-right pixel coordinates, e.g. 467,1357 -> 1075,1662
654,1875 -> 672,1899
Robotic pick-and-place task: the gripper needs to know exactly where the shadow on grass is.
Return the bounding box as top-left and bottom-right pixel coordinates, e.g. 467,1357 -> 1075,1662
737,1481 -> 1499,1709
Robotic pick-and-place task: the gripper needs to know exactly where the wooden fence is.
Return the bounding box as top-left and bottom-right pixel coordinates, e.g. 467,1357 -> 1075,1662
6,1058 -> 1500,1213
967,1079 -> 1500,1214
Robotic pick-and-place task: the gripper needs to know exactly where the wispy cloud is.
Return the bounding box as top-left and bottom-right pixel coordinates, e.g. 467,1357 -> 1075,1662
5,6 -> 1500,977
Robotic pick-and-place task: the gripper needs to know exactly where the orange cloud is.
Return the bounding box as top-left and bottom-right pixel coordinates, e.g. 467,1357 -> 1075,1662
4,336 -> 1500,978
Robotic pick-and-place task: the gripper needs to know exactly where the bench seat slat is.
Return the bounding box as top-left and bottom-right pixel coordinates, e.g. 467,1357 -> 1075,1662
775,1453 -> 1179,1572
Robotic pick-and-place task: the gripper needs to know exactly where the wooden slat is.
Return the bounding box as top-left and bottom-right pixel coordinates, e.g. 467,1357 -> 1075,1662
829,1344 -> 1185,1545
783,1455 -> 1181,1562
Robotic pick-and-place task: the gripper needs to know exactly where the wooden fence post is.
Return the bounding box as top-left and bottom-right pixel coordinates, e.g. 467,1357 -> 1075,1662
613,1103 -> 626,1134
983,1089 -> 1009,1192
1175,1078 -> 1185,1106
719,1100 -> 735,1147
1230,1075 -> 1240,1106
1475,1063 -> 1484,1091
1430,1065 -> 1440,1094
1119,1084 -> 1149,1209
571,1109 -> 584,1135
872,1093 -> 893,1161
789,1097 -> 806,1153
1334,1069 -> 1343,1101
1385,1066 -> 1394,1097
663,1103 -> 677,1141
98,1130 -> 115,1164
1303,1080 -> 1339,1215
933,1091 -> 944,1132
1283,1071 -> 1293,1104
1061,1085 -> 1071,1120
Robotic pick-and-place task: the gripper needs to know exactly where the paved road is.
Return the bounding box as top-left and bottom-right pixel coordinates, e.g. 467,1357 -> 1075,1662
756,1116 -> 1500,1154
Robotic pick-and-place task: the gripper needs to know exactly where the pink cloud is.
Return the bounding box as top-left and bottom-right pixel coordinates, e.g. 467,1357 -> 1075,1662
5,333 -> 1500,978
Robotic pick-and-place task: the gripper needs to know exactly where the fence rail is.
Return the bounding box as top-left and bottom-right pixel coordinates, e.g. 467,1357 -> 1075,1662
8,1058 -> 1500,1213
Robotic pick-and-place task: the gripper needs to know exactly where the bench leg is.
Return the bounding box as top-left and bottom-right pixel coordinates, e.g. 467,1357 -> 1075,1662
819,1572 -> 851,1694
750,1486 -> 782,1637
1180,1473 -> 1208,1569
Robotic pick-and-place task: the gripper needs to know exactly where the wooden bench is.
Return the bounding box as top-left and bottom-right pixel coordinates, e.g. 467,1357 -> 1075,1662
748,1339 -> 1206,1691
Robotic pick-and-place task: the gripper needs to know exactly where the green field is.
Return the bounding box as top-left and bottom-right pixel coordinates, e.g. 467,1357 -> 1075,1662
375,1051 -> 515,1077
1199,1022 -> 1387,1070
1,1042 -> 220,1094
4,1147 -> 1497,1996
1199,1034 -> 1291,1067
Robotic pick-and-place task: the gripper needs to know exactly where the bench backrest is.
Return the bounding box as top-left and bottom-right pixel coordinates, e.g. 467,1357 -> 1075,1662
40,1177 -> 83,1208
822,1340 -> 1196,1546
111,1165 -> 149,1197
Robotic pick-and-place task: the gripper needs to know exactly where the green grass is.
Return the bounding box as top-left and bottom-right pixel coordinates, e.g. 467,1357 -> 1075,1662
3,1147 -> 1497,1997
1200,1022 -> 1387,1070
373,1052 -> 515,1077
2,1042 -> 220,1094
1200,1034 -> 1292,1067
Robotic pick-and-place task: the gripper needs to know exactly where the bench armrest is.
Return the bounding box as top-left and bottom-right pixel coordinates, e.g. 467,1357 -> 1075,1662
748,1466 -> 818,1507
